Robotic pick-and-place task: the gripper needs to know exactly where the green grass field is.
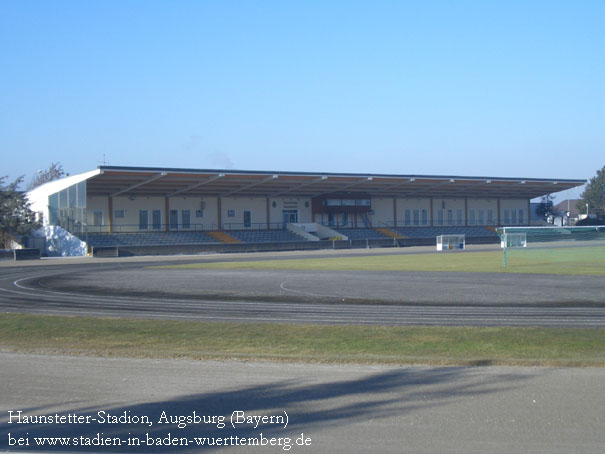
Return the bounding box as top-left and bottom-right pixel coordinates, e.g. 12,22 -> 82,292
2,313 -> 604,367
157,245 -> 605,276
5,245 -> 603,367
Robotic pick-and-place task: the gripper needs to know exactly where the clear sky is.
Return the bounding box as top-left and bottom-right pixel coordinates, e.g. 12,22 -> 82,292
1,0 -> 603,201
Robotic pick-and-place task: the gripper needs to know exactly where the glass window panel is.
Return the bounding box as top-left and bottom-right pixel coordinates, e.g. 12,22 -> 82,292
59,189 -> 68,209
77,181 -> 86,208
68,185 -> 76,208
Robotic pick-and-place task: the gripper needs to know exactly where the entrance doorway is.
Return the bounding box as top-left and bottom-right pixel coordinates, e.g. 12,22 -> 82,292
282,210 -> 298,227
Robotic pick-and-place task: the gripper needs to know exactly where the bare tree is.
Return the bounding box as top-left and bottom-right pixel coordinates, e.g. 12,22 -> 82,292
27,162 -> 66,190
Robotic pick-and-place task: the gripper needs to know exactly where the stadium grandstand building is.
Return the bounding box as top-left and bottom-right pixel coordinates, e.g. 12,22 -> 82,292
27,166 -> 586,255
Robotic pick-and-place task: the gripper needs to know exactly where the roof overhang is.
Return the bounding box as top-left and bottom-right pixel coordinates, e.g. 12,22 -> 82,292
81,166 -> 585,200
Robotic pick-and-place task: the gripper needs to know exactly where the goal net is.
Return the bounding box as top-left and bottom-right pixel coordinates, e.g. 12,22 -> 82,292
497,226 -> 605,270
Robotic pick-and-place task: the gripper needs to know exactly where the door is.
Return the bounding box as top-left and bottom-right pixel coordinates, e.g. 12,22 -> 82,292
169,210 -> 179,230
139,210 -> 148,230
282,210 -> 298,227
243,210 -> 252,228
152,210 -> 162,230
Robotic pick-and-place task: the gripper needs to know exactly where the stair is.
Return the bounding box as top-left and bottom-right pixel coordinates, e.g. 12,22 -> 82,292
207,231 -> 241,244
376,227 -> 404,239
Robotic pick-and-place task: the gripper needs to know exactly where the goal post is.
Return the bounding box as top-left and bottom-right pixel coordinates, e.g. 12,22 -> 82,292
500,232 -> 527,249
497,225 -> 605,269
436,234 -> 465,251
499,232 -> 526,268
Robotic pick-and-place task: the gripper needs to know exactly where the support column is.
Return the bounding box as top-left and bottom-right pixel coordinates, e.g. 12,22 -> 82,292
266,197 -> 270,229
108,196 -> 113,233
393,198 -> 397,228
164,197 -> 169,231
217,197 -> 222,230
464,197 -> 468,227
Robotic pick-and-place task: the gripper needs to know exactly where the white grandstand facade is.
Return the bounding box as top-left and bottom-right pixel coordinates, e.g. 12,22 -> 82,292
26,166 -> 586,252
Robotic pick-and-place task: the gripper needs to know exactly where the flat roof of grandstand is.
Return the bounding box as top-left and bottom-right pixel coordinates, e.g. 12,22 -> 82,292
84,166 -> 585,199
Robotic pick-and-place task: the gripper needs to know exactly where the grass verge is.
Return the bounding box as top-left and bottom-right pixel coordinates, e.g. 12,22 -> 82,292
2,313 -> 604,367
154,246 -> 605,276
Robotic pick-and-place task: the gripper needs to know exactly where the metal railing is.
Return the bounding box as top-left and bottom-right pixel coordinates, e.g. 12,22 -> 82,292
80,222 -> 289,234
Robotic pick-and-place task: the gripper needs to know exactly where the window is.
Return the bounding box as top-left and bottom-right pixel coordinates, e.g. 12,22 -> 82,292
413,209 -> 419,226
421,209 -> 428,225
195,209 -> 204,217
139,210 -> 148,230
487,209 -> 494,225
227,209 -> 235,217
324,199 -> 370,206
504,209 -> 510,225
518,209 -> 524,224
243,210 -> 251,228
59,189 -> 68,209
77,182 -> 86,208
114,210 -> 125,219
447,209 -> 454,225
437,210 -> 444,225
511,209 -> 517,224
68,185 -> 77,208
478,209 -> 484,225
469,209 -> 476,225
49,193 -> 59,224
456,208 -> 463,225
152,210 -> 162,230
404,209 -> 411,226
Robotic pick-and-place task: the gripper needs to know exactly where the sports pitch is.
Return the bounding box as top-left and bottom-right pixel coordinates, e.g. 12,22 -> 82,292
158,245 -> 605,276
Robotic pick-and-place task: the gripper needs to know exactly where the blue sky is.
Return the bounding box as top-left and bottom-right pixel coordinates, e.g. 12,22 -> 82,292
1,0 -> 603,200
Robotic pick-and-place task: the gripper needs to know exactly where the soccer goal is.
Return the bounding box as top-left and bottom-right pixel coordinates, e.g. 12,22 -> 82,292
500,232 -> 527,249
497,226 -> 605,269
436,234 -> 465,251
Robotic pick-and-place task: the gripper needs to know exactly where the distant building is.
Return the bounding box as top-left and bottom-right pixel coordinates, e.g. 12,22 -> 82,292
554,199 -> 583,224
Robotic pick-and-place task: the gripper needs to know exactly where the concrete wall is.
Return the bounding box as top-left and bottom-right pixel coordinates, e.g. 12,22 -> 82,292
371,198 -> 394,226
467,199 -> 499,226
87,196 -> 315,232
432,198 -> 466,226
500,199 -> 529,225
86,194 -> 531,232
221,197 -> 267,230
397,198 -> 431,226
169,196 -> 218,230
87,196 -> 110,232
